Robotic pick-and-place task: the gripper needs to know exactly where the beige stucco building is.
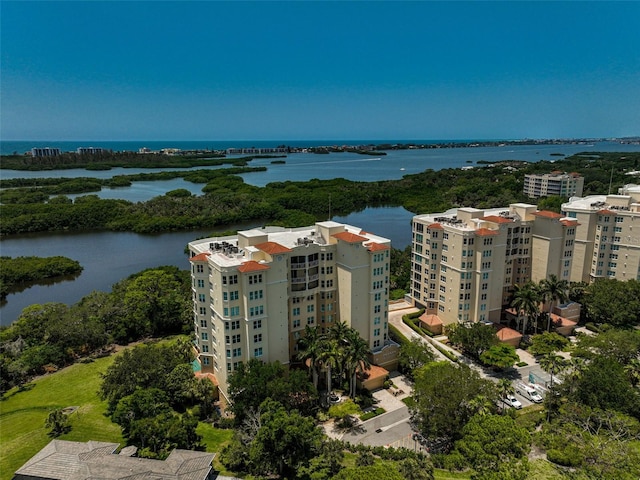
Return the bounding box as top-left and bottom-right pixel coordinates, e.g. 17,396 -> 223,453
188,221 -> 397,403
561,186 -> 640,283
410,203 -> 577,327
523,171 -> 584,199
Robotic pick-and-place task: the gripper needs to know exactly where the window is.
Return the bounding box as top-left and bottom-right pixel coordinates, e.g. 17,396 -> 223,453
374,328 -> 380,337
293,319 -> 301,328
293,307 -> 300,316
233,348 -> 242,357
374,305 -> 381,313
253,320 -> 262,329
307,316 -> 315,325
307,304 -> 314,313
254,347 -> 263,357
201,332 -> 208,341
222,275 -> 238,285
254,334 -> 262,343
230,306 -> 240,316
249,290 -> 263,300
249,274 -> 263,284
250,305 -> 264,317
200,318 -> 207,327
197,279 -> 205,288
198,294 -> 206,302
374,340 -> 381,348
199,307 -> 207,315
196,264 -> 204,273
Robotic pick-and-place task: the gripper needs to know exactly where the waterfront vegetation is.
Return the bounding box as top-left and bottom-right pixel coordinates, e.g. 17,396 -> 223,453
0,255 -> 83,299
1,151 -> 639,236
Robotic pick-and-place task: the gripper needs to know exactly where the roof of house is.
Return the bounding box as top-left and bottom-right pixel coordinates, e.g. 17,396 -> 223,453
14,440 -> 214,480
482,215 -> 513,224
366,242 -> 390,252
532,210 -> 564,219
550,313 -> 577,327
427,223 -> 443,230
332,231 -> 368,243
418,313 -> 443,326
189,252 -> 210,262
255,241 -> 292,255
495,326 -> 523,341
237,260 -> 270,273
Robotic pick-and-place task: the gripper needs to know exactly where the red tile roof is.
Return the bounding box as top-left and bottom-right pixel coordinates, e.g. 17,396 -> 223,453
238,261 -> 270,273
195,371 -> 219,386
482,215 -> 513,224
333,231 -> 368,243
189,253 -> 210,262
560,219 -> 580,227
496,326 -> 522,341
550,313 -> 577,327
366,242 -> 390,252
419,313 -> 443,326
533,210 -> 564,219
598,209 -> 615,215
475,228 -> 499,236
427,223 -> 444,229
255,241 -> 292,255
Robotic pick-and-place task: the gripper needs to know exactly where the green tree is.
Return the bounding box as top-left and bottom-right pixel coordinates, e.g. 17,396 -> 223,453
480,344 -> 519,370
298,325 -> 325,389
410,362 -> 498,447
332,463 -> 404,480
539,274 -> 569,332
583,279 -> 640,327
447,322 -> 497,360
248,399 -> 324,478
112,388 -> 172,434
528,332 -> 569,356
398,337 -> 436,379
510,282 -> 541,334
539,353 -> 568,388
45,408 -> 71,437
128,411 -> 202,459
344,328 -> 371,398
497,379 -> 515,414
573,328 -> 640,366
452,414 -> 530,475
570,356 -> 640,416
399,456 -> 435,480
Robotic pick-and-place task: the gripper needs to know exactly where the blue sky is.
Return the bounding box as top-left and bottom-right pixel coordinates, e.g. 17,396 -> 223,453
2,1 -> 639,141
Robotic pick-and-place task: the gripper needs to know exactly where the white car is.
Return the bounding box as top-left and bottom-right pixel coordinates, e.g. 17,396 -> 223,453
503,394 -> 522,409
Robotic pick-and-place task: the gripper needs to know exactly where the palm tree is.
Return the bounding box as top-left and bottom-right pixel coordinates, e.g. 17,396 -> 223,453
497,378 -> 515,415
344,329 -> 371,398
539,352 -> 568,387
510,282 -> 541,335
467,394 -> 493,416
318,339 -> 340,394
329,321 -> 350,386
297,325 -> 324,389
539,274 -> 569,332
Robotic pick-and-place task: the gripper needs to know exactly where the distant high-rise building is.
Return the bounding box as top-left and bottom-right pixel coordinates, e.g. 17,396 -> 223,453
76,147 -> 105,154
410,203 -> 577,327
562,186 -> 640,282
188,221 -> 398,404
31,147 -> 61,157
524,172 -> 584,198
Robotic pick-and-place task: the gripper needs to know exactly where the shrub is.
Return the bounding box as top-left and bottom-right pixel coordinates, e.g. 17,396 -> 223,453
328,398 -> 360,418
546,447 -> 583,467
360,407 -> 385,421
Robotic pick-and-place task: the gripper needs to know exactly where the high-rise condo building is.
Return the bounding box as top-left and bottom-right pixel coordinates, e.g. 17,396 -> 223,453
410,203 -> 578,327
561,185 -> 640,283
524,172 -> 584,199
188,221 -> 397,404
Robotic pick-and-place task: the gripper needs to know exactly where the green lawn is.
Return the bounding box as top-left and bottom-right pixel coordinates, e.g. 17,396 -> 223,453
0,347 -> 234,480
0,356 -> 123,480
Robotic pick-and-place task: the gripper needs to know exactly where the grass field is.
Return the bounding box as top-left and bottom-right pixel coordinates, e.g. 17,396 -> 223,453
0,356 -> 123,480
0,348 -> 235,480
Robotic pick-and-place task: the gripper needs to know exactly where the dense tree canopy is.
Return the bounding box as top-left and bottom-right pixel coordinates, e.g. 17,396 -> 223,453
410,362 -> 499,449
583,279 -> 640,327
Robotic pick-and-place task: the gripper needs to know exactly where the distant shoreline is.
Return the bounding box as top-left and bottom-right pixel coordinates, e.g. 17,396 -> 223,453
3,137 -> 639,157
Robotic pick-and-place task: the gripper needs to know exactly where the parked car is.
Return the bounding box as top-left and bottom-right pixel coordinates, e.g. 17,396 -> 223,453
502,394 -> 523,409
